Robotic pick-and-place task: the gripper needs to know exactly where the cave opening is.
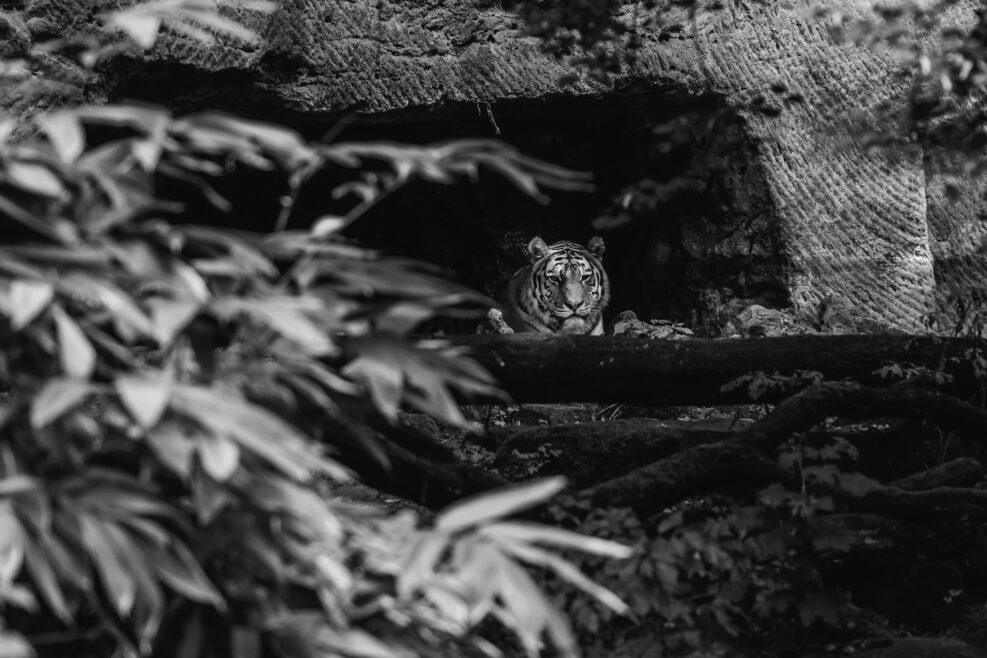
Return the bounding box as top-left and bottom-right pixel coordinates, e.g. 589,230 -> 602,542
317,91 -> 788,336
154,87 -> 788,336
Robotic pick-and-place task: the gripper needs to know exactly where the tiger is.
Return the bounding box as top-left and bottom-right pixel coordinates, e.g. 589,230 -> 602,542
500,236 -> 610,336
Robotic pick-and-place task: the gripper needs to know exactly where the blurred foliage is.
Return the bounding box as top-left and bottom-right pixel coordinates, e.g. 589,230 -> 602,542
0,4 -> 629,658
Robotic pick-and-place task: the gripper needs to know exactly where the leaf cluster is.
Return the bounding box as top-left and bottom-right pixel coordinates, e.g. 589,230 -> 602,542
553,442 -> 874,657
0,7 -> 621,657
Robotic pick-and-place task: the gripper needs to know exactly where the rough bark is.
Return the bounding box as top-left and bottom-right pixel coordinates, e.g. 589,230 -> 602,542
849,486 -> 987,521
455,334 -> 984,406
475,419 -> 737,486
584,381 -> 987,514
585,439 -> 794,513
891,457 -> 985,491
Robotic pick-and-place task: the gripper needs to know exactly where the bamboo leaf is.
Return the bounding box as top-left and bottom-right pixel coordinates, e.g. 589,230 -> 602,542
3,161 -> 66,199
52,306 -> 96,380
341,352 -> 403,422
144,539 -> 225,609
147,421 -> 197,478
115,374 -> 172,429
130,545 -> 165,654
480,522 -> 633,559
196,432 -> 240,481
8,280 -> 53,330
171,385 -> 321,482
396,532 -> 450,599
0,630 -> 34,658
494,539 -> 629,615
147,298 -> 202,344
31,377 -> 91,429
313,627 -> 405,658
22,534 -> 74,623
0,476 -> 38,497
110,12 -> 162,48
436,478 -> 567,532
190,470 -> 231,524
39,111 -> 85,163
0,501 -> 25,586
79,515 -> 138,617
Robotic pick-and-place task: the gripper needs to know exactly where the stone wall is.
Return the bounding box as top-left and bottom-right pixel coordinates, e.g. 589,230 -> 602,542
4,0 -> 986,332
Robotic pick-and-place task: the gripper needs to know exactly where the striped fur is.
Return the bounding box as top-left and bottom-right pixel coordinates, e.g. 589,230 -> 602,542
502,236 -> 610,335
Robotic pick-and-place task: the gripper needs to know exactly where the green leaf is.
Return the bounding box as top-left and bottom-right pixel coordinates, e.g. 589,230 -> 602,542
197,433 -> 240,481
311,215 -> 346,238
396,531 -> 450,599
131,138 -> 163,171
39,111 -> 85,163
35,527 -> 89,593
0,630 -> 35,658
79,515 -> 138,617
190,470 -> 232,524
480,522 -> 633,559
52,306 -> 96,380
109,12 -> 162,48
342,352 -> 403,422
3,161 -> 65,199
115,374 -> 172,429
436,478 -> 567,532
493,539 -> 629,615
343,338 -> 501,427
213,297 -> 334,357
129,544 -> 165,654
143,538 -> 225,609
147,421 -> 197,478
314,627 -> 405,658
76,105 -> 170,132
0,501 -> 25,586
0,117 -> 15,145
0,477 -> 37,498
8,280 -> 54,330
147,298 -> 202,344
482,545 -> 558,656
268,613 -> 406,658
21,533 -> 73,623
30,377 -> 91,429
171,385 -> 322,482
59,273 -> 155,342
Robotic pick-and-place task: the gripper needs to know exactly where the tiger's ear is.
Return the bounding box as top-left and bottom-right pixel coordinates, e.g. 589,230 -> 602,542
587,236 -> 605,260
527,236 -> 550,262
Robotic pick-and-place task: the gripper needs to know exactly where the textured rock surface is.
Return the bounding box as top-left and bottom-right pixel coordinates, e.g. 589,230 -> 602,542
8,0 -> 987,332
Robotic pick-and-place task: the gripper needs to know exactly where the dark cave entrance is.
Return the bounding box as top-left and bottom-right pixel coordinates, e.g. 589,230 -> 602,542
316,91 -> 788,335
147,84 -> 789,336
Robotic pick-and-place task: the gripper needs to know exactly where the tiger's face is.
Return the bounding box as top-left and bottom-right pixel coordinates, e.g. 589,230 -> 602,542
528,236 -> 609,334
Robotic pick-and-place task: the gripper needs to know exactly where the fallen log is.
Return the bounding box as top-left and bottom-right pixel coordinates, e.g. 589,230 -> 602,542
849,486 -> 987,521
584,382 -> 987,514
892,457 -> 985,491
586,440 -> 795,512
453,334 -> 984,406
475,419 -> 738,486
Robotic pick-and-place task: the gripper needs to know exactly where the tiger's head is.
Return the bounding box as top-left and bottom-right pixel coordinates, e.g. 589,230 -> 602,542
526,236 -> 610,335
